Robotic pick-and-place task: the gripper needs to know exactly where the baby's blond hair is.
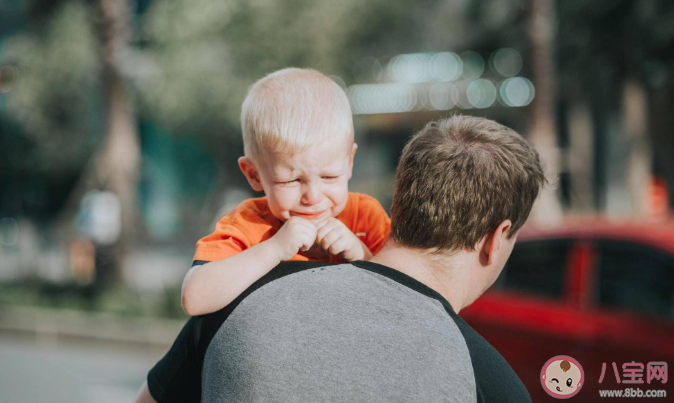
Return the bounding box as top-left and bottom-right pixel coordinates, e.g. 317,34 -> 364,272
240,68 -> 354,162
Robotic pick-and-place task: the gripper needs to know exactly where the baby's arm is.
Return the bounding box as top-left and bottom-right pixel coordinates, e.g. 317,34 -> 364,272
181,217 -> 317,316
315,218 -> 373,261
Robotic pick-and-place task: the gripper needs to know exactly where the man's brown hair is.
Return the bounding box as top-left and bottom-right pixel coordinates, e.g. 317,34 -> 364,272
390,115 -> 546,253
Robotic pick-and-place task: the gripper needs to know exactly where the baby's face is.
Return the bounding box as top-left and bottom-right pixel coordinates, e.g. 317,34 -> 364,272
254,140 -> 356,223
543,360 -> 582,396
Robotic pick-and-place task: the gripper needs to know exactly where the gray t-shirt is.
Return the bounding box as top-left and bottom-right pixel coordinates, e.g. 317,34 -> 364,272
148,260 -> 531,402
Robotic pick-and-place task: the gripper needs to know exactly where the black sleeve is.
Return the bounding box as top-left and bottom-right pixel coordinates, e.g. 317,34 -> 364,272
192,260 -> 210,267
449,312 -> 532,403
147,317 -> 203,402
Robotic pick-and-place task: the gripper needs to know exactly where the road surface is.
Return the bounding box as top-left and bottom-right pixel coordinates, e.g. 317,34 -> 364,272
0,332 -> 166,403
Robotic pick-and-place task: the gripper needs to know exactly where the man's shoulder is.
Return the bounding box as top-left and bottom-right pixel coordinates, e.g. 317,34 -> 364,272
446,310 -> 532,402
196,259 -> 445,355
201,261 -> 482,402
149,261 -> 508,403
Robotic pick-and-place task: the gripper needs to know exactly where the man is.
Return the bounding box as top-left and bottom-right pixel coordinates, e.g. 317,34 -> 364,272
136,115 -> 546,403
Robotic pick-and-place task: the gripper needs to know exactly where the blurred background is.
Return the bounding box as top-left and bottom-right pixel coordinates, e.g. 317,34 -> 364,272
1,0 -> 673,401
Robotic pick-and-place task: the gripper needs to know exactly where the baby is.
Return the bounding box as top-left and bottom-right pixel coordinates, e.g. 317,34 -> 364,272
541,358 -> 584,398
181,68 -> 391,316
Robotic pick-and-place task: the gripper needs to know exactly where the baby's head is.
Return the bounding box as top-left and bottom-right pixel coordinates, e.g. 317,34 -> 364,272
238,68 -> 356,223
541,358 -> 584,398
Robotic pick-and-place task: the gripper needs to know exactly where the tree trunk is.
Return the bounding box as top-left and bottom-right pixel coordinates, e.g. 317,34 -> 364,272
567,101 -> 595,212
527,0 -> 563,223
93,0 -> 141,286
621,81 -> 651,216
55,0 -> 141,290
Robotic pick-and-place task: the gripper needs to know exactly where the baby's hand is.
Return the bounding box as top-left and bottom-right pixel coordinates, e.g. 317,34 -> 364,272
270,217 -> 317,261
315,218 -> 368,261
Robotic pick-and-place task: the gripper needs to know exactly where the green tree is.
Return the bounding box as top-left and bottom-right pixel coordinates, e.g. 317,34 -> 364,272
2,0 -> 139,288
5,0 -> 673,286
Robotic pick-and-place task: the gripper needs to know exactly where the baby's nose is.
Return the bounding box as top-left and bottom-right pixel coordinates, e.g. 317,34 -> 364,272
302,184 -> 324,205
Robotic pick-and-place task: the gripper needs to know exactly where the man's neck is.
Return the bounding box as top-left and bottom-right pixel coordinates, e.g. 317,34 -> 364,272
369,243 -> 472,314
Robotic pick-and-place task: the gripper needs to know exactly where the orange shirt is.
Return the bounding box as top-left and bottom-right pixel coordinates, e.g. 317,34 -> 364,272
193,192 -> 391,263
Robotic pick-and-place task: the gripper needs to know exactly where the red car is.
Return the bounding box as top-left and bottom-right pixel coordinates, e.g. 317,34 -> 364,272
461,218 -> 674,401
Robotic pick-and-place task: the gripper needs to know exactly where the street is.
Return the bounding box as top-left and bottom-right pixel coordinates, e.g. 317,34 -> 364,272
0,333 -> 166,403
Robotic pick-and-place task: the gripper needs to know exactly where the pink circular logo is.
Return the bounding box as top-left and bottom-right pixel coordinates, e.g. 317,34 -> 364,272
541,356 -> 584,399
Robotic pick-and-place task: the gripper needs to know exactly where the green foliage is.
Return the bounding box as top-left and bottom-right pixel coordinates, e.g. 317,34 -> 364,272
1,0 -> 527,169
1,0 -> 102,176
135,0 -> 448,139
5,0 -> 674,163
557,0 -> 674,91
0,281 -> 188,319
4,0 -> 673,220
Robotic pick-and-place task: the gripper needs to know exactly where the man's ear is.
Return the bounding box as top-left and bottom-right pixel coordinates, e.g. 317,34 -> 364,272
480,220 -> 512,266
347,143 -> 358,180
238,157 -> 264,192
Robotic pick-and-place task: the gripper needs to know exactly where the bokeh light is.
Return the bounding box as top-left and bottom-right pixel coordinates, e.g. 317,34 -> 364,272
349,50 -> 536,112
388,53 -> 434,83
467,79 -> 497,108
428,82 -> 459,110
347,83 -> 417,114
454,80 -> 473,109
489,48 -> 522,77
499,77 -> 535,107
431,52 -> 463,82
415,84 -> 430,111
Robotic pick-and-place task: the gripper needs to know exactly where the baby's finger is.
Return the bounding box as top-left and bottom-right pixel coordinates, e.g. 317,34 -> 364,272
314,219 -> 327,229
320,227 -> 341,251
316,221 -> 337,241
299,237 -> 313,252
328,238 -> 347,255
291,219 -> 314,234
301,230 -> 317,251
300,241 -> 314,252
301,222 -> 319,238
316,218 -> 339,236
305,225 -> 318,242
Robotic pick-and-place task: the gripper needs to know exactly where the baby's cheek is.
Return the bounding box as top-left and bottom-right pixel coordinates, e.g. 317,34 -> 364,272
328,186 -> 349,211
273,190 -> 299,209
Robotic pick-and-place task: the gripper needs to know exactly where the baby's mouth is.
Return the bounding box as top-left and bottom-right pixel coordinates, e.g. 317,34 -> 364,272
556,386 -> 562,392
292,210 -> 327,219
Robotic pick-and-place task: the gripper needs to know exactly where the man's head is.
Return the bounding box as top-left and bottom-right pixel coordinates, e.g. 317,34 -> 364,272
238,68 -> 356,223
389,115 -> 546,303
